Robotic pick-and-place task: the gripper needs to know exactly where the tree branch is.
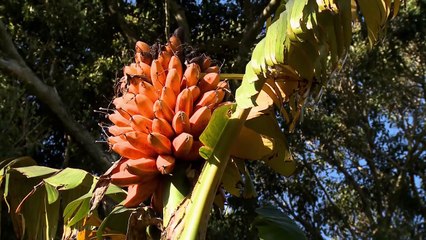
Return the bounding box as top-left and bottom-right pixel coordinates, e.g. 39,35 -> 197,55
234,0 -> 281,71
326,146 -> 376,224
301,158 -> 357,239
106,0 -> 138,45
169,0 -> 191,43
0,21 -> 112,172
165,0 -> 170,39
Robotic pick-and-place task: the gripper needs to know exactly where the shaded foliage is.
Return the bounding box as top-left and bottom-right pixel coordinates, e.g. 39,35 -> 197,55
224,1 -> 425,239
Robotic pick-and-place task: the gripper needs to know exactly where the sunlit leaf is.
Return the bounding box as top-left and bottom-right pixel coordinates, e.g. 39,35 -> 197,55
64,183 -> 126,227
230,126 -> 274,161
200,103 -> 236,149
44,168 -> 91,190
251,38 -> 267,75
14,166 -> 58,178
45,183 -> 59,204
288,0 -> 310,36
235,63 -> 262,109
245,110 -> 296,177
63,191 -> 89,220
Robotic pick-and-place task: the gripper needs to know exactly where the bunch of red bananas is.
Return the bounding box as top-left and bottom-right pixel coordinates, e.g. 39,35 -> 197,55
105,32 -> 229,208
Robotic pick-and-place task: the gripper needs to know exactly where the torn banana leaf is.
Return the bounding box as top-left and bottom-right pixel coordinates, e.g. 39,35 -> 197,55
221,158 -> 243,197
231,108 -> 296,177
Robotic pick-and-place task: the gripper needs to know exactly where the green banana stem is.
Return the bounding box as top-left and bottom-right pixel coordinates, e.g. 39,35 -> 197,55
180,107 -> 250,240
163,164 -> 189,227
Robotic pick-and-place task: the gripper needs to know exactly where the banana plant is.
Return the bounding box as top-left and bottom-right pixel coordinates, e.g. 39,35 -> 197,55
167,0 -> 401,239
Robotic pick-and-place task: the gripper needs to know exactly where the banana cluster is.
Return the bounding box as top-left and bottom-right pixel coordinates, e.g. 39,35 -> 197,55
106,33 -> 229,207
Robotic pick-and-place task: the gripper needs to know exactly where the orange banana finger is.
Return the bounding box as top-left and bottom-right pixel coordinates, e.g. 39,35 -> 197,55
172,111 -> 190,135
189,106 -> 212,138
153,99 -> 175,122
151,59 -> 166,92
152,117 -> 175,138
168,55 -> 183,81
147,132 -> 172,155
172,132 -> 194,159
198,72 -> 219,93
130,115 -> 153,133
156,155 -> 176,175
175,88 -> 193,117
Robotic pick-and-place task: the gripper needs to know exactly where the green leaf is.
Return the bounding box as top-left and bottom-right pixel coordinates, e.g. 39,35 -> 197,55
45,183 -> 59,204
5,165 -> 60,240
274,11 -> 289,64
200,103 -> 236,149
241,163 -> 257,199
68,197 -> 91,227
288,0 -> 310,36
251,38 -> 267,75
104,183 -> 127,203
264,19 -> 279,66
44,168 -> 91,190
45,194 -> 61,239
336,0 -> 352,50
235,63 -> 262,109
63,191 -> 88,217
317,12 -> 339,66
97,205 -> 133,239
63,182 -> 126,227
14,166 -> 58,178
254,206 -> 306,240
287,40 -> 316,80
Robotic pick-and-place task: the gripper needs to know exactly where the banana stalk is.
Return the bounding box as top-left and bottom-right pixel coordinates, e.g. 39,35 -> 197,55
179,106 -> 251,239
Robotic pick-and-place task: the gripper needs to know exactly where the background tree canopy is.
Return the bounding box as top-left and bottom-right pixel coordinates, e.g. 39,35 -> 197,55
0,0 -> 424,239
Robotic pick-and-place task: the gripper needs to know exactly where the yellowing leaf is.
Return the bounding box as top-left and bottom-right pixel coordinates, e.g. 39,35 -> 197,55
357,0 -> 385,45
221,159 -> 243,196
230,126 -> 274,161
245,109 -> 296,177
263,136 -> 296,177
